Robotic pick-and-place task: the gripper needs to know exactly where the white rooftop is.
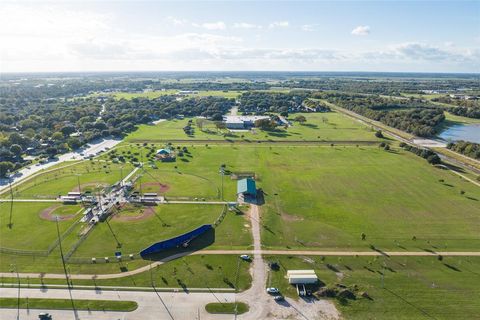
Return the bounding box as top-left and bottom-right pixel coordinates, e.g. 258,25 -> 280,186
224,115 -> 270,123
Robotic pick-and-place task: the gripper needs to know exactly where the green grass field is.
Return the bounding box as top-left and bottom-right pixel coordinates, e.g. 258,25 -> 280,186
0,297 -> 138,312
4,161 -> 132,199
133,169 -> 219,199
0,202 -> 81,251
112,90 -> 242,100
125,112 -> 381,143
265,255 -> 480,320
0,254 -> 252,291
205,302 -> 249,314
72,204 -> 224,257
102,143 -> 480,251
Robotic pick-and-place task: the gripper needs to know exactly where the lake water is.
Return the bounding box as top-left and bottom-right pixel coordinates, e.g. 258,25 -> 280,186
439,123 -> 480,144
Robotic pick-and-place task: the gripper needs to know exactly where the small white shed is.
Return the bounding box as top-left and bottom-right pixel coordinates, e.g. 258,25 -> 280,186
287,270 -> 318,284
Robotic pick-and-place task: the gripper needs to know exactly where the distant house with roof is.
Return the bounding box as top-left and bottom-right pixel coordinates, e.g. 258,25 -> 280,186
223,115 -> 270,130
237,178 -> 257,203
156,148 -> 175,162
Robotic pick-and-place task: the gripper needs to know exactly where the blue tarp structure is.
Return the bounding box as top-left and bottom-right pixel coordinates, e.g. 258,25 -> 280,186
140,224 -> 212,257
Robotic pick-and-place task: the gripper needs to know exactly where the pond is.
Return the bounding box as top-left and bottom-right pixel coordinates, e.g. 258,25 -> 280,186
439,123 -> 480,144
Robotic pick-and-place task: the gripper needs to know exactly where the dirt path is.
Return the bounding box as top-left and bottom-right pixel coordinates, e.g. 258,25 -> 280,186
237,205 -> 340,320
436,164 -> 480,188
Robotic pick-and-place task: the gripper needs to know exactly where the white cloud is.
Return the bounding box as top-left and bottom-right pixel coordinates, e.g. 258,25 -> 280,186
351,25 -> 370,36
166,16 -> 188,26
233,22 -> 261,29
268,21 -> 289,29
0,5 -> 476,72
301,24 -> 316,32
193,21 -> 226,30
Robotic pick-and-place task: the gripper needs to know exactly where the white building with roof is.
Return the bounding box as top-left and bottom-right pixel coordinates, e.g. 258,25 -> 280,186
223,115 -> 270,130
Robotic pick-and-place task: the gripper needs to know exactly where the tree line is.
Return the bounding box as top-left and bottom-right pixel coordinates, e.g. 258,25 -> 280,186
313,92 -> 445,137
447,141 -> 480,160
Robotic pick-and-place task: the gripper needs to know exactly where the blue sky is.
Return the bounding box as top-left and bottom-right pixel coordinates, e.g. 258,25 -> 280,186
0,0 -> 478,72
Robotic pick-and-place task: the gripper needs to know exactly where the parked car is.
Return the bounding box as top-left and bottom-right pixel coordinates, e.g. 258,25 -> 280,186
38,313 -> 52,320
274,295 -> 285,301
266,287 -> 280,294
240,254 -> 250,261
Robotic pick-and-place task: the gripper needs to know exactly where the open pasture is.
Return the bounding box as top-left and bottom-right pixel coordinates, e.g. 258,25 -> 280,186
265,254 -> 480,320
133,169 -> 219,199
104,143 -> 480,251
125,112 -> 381,143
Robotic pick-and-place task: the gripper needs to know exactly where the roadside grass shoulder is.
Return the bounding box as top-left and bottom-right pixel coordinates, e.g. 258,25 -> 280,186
0,297 -> 138,312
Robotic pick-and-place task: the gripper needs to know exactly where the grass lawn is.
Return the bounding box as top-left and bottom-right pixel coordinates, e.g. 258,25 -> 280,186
100,143 -> 480,251
125,112 -> 381,143
0,255 -> 252,291
133,169 -> 219,199
72,204 -> 225,257
114,143 -> 480,251
0,297 -> 137,312
112,90 -> 242,100
205,302 -> 249,314
112,89 -> 178,100
265,255 -> 480,320
5,161 -> 132,199
259,146 -> 480,251
0,202 -> 80,251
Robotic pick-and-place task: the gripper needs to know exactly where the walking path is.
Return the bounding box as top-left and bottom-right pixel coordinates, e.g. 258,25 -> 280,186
1,249 -> 479,280
436,164 -> 480,187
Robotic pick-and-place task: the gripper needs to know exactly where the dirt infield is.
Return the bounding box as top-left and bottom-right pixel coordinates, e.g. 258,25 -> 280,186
71,182 -> 109,193
140,182 -> 170,193
112,206 -> 156,222
39,205 -> 77,221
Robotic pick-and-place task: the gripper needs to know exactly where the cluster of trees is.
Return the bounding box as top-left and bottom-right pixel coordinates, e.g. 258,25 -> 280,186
279,77 -> 479,96
447,141 -> 480,160
430,96 -> 480,119
109,95 -> 235,121
399,142 -> 442,164
254,118 -> 279,131
239,91 -> 311,114
447,106 -> 480,119
0,84 -> 234,176
314,92 -> 445,137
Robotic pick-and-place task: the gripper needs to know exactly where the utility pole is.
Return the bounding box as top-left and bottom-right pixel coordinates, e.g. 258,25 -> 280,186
8,170 -> 14,229
10,263 -> 19,320
55,216 -> 77,318
76,174 -> 81,194
381,255 -> 386,289
219,165 -> 225,201
120,166 -> 124,186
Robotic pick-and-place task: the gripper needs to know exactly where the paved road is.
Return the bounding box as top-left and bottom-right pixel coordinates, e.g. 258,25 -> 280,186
0,138 -> 122,194
0,287 -> 235,320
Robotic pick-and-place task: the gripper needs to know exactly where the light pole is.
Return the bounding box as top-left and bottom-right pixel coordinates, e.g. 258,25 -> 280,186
7,170 -> 14,229
10,263 -> 19,320
55,216 -> 78,319
219,165 -> 225,201
75,174 -> 81,194
119,166 -> 124,186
